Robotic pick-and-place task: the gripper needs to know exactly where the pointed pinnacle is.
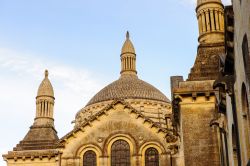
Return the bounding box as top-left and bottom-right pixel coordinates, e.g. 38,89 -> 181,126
45,69 -> 49,78
126,31 -> 130,39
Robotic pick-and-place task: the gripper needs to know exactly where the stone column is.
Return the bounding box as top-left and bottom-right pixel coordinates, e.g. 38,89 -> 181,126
215,10 -> 219,30
198,14 -> 203,34
205,10 -> 211,31
210,9 -> 215,31
201,12 -> 206,32
218,11 -> 222,31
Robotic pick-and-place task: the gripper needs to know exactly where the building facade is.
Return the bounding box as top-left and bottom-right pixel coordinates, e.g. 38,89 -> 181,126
171,0 -> 250,166
171,0 -> 225,165
2,32 -> 180,166
212,0 -> 250,165
2,0 -> 250,166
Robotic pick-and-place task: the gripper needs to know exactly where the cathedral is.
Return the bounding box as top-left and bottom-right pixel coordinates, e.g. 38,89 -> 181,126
2,0 -> 250,166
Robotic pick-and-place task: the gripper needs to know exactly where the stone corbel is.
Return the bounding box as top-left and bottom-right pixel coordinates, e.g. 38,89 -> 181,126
165,133 -> 178,143
213,74 -> 235,96
205,92 -> 210,101
210,115 -> 227,134
192,92 -> 197,101
167,144 -> 179,155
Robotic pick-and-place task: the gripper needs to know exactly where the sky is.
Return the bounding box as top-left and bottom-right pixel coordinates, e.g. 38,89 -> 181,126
0,0 -> 231,165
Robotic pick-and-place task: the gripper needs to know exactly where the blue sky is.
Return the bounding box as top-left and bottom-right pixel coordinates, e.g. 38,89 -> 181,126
0,0 -> 231,165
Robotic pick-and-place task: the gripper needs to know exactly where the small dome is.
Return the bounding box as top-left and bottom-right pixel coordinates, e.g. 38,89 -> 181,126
197,0 -> 222,6
37,70 -> 54,97
86,75 -> 170,106
121,31 -> 135,55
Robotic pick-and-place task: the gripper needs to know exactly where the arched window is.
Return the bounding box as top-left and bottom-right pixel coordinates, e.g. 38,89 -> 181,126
145,147 -> 159,166
111,139 -> 130,166
242,34 -> 250,81
232,125 -> 238,166
83,150 -> 96,166
242,84 -> 250,159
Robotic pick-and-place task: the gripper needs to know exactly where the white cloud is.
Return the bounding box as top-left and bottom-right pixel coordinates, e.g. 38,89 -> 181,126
0,48 -> 106,166
0,48 -> 102,95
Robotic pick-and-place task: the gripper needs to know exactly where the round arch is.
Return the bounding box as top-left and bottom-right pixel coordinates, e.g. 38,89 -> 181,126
139,141 -> 166,166
76,144 -> 102,166
241,83 -> 250,160
105,134 -> 136,166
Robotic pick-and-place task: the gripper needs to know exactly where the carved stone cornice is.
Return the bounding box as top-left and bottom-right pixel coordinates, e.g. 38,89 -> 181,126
2,149 -> 61,160
61,100 -> 177,143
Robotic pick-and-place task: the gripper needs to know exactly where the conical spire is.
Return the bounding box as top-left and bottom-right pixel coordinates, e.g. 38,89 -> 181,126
126,31 -> 130,39
35,70 -> 55,125
120,31 -> 137,76
37,69 -> 54,97
45,69 -> 49,77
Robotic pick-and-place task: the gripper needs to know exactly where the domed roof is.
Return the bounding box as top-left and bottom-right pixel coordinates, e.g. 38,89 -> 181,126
86,32 -> 170,106
37,70 -> 54,97
86,75 -> 170,106
197,0 -> 222,6
121,31 -> 135,55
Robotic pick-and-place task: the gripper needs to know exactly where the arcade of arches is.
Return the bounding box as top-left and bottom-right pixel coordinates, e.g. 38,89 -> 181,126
81,139 -> 160,166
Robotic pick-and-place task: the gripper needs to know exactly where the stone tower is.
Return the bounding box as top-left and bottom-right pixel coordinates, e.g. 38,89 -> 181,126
120,31 -> 137,76
171,0 -> 225,165
34,70 -> 56,127
3,70 -> 60,165
197,0 -> 224,44
188,0 -> 225,81
13,70 -> 59,151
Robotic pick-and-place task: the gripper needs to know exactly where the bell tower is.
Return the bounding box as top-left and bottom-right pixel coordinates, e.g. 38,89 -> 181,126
34,70 -> 55,126
120,31 -> 137,77
171,0 -> 226,165
187,0 -> 225,81
13,70 -> 59,151
196,0 -> 224,44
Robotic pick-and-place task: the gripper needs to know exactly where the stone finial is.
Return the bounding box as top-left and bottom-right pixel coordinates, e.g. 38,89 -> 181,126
126,31 -> 130,40
45,69 -> 49,78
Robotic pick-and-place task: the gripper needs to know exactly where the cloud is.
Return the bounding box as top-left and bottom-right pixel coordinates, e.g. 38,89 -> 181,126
0,48 -> 102,95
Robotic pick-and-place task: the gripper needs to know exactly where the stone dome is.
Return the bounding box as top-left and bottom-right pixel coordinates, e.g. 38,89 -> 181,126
86,75 -> 170,106
37,70 -> 54,97
86,32 -> 170,106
